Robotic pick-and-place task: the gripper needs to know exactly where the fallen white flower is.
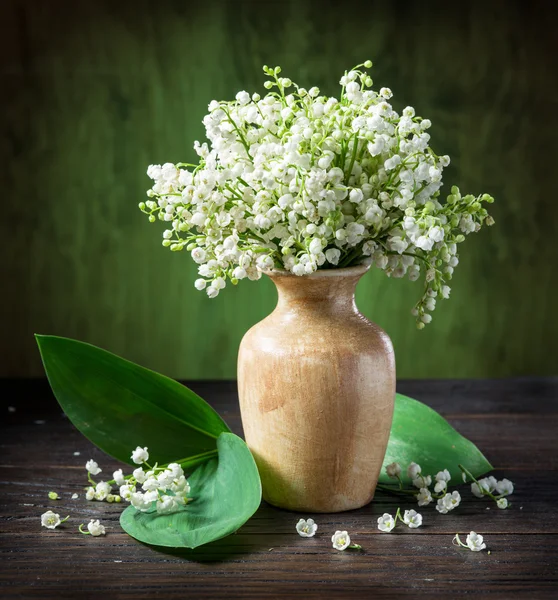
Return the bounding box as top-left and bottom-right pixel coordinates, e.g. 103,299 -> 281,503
296,518 -> 318,538
377,513 -> 395,533
453,531 -> 486,552
88,519 -> 106,536
331,530 -> 351,550
403,509 -> 423,528
41,511 -> 68,530
466,531 -> 486,551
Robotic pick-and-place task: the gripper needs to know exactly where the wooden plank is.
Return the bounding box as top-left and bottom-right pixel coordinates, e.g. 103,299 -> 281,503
1,379 -> 557,597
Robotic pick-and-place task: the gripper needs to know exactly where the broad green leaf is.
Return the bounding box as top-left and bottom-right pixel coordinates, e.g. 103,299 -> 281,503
120,432 -> 261,548
379,393 -> 493,484
36,335 -> 231,467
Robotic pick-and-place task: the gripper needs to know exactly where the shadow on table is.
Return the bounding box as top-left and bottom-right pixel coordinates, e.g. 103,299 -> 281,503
141,532 -> 288,564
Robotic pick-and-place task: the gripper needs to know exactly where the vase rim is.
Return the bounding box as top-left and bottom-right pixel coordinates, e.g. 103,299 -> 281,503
265,263 -> 370,279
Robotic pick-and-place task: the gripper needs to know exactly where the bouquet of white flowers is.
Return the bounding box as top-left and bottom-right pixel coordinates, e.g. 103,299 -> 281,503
140,61 -> 494,326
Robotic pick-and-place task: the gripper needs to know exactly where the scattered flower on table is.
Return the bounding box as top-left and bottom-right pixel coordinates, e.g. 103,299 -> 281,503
85,459 -> 102,475
331,531 -> 351,550
403,509 -> 423,528
453,531 -> 487,552
71,493 -> 79,499
41,511 -> 69,530
377,513 -> 396,532
497,498 -> 509,509
73,451 -> 81,456
296,518 -> 318,537
48,491 -> 59,500
79,519 -> 106,536
378,507 -> 423,532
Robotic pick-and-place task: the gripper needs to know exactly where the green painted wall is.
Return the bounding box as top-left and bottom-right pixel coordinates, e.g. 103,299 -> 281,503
2,0 -> 556,379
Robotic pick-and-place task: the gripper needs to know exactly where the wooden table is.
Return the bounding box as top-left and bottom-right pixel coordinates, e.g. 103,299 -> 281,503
1,378 -> 557,598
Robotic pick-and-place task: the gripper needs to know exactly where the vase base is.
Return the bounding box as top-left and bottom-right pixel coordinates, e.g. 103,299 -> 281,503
262,491 -> 376,514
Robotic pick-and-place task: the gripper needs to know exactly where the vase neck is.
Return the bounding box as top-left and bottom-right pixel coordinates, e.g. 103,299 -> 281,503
267,265 -> 369,315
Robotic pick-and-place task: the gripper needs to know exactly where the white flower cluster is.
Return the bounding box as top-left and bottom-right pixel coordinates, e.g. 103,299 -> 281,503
384,461 -> 515,511
85,459 -> 121,504
385,461 -> 460,511
467,473 -> 514,509
117,447 -> 191,515
84,448 -> 190,515
141,61 -> 495,326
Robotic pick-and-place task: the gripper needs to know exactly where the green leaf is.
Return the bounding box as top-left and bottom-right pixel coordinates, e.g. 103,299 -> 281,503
35,335 -> 231,468
379,393 -> 493,484
120,432 -> 261,548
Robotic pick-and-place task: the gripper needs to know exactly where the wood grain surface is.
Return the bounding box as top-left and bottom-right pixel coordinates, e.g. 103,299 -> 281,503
1,378 -> 557,598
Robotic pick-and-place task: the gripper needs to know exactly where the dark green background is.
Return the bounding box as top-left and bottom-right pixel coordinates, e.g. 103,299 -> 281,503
2,0 -> 556,379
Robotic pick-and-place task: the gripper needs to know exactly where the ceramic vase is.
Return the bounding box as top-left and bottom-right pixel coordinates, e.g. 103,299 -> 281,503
237,265 -> 395,512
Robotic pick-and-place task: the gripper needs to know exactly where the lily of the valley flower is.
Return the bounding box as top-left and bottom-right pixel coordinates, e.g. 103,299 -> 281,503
403,509 -> 423,528
385,462 -> 402,479
434,469 -> 451,493
377,513 -> 396,533
94,481 -> 112,501
131,446 -> 149,465
85,459 -> 102,475
436,491 -> 461,514
407,462 -> 422,479
497,498 -> 509,509
79,519 -> 106,536
416,487 -> 433,507
453,531 -> 486,552
412,474 -> 432,489
331,530 -> 351,550
41,511 -> 69,530
113,469 -> 126,486
495,478 -> 514,496
460,464 -> 515,509
296,518 -> 318,538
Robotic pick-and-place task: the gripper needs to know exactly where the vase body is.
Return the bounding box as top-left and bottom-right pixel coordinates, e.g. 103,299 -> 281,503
237,265 -> 396,513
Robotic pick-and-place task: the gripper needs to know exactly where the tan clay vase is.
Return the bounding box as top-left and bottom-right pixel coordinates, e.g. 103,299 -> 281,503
237,264 -> 396,513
